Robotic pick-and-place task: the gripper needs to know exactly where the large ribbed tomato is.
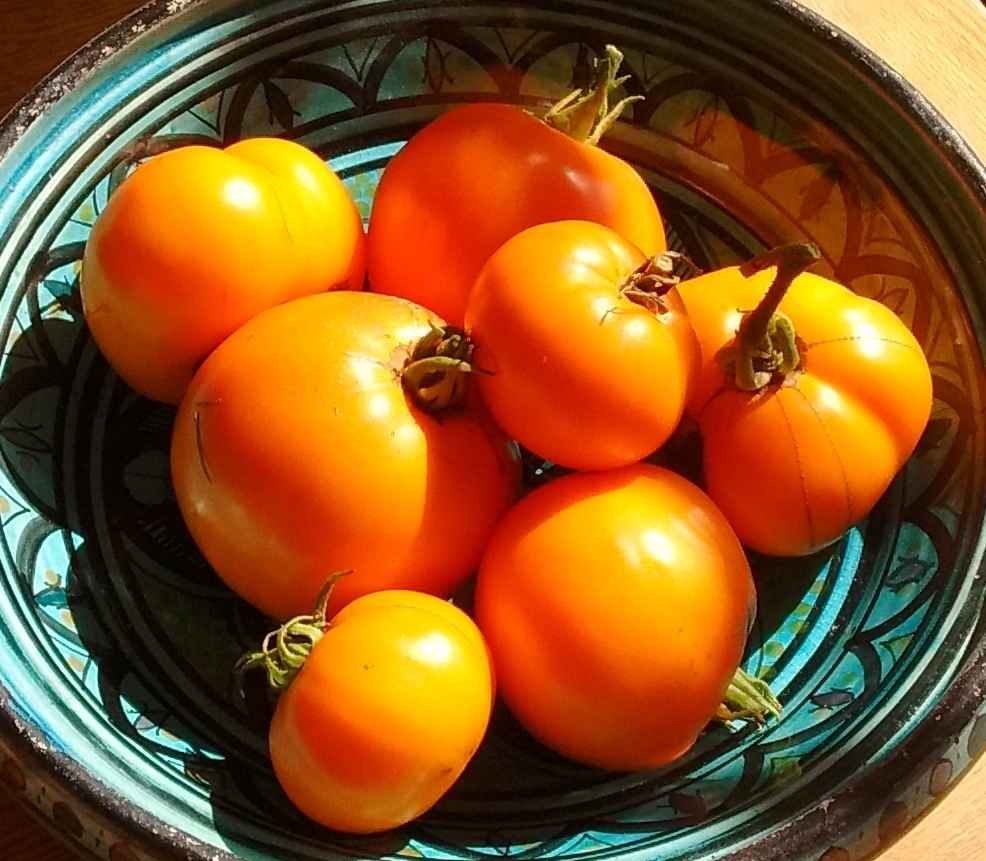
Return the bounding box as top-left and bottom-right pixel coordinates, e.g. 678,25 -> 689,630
366,46 -> 666,326
676,244 -> 934,557
170,290 -> 521,620
82,137 -> 366,404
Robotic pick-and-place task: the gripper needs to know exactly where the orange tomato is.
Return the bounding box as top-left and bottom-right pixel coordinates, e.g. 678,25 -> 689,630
170,290 -> 521,620
366,95 -> 665,327
263,589 -> 495,833
473,462 -> 756,772
82,137 -> 366,404
464,220 -> 698,472
676,244 -> 934,556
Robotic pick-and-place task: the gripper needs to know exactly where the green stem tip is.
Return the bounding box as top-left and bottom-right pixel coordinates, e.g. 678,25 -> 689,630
542,44 -> 643,145
236,571 -> 351,691
717,666 -> 783,725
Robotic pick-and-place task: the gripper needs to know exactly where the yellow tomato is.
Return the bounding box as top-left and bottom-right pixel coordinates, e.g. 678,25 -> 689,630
265,589 -> 495,833
170,290 -> 521,620
81,138 -> 366,404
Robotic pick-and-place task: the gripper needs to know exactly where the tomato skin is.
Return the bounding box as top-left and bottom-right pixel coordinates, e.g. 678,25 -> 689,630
170,291 -> 521,621
473,462 -> 755,772
269,590 -> 495,833
367,103 -> 666,326
82,138 -> 366,404
677,260 -> 934,556
463,220 -> 698,472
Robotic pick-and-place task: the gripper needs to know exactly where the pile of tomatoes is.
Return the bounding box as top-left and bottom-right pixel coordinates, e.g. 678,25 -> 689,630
80,46 -> 933,835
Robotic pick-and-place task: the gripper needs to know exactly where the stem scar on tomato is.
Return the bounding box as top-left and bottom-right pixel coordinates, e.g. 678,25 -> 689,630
715,243 -> 820,391
400,325 -> 489,413
618,250 -> 701,315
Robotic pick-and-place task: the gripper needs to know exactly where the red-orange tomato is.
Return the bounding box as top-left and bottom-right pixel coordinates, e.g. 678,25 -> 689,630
366,102 -> 666,326
170,290 -> 521,621
270,590 -> 495,833
473,462 -> 755,772
463,220 -> 698,472
677,254 -> 934,556
82,137 -> 366,404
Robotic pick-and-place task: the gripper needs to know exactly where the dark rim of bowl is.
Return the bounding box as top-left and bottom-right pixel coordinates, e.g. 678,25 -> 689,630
2,1 -> 986,860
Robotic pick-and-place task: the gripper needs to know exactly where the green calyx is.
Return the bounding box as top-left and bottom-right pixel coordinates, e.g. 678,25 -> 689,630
718,310 -> 801,392
542,44 -> 643,145
237,571 -> 350,691
717,667 -> 783,724
716,243 -> 820,392
402,325 -> 482,412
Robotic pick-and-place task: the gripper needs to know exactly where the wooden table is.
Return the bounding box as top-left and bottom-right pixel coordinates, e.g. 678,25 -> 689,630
2,0 -> 986,859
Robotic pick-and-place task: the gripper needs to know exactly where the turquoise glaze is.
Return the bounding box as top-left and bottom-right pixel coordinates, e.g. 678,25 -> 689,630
1,1 -> 986,860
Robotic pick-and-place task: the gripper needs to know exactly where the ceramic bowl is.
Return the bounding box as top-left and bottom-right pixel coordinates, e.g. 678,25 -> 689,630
2,1 -> 986,860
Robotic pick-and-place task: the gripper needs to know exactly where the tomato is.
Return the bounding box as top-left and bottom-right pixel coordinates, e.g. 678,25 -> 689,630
366,46 -> 666,327
676,244 -> 934,557
82,137 -> 366,404
463,220 -> 698,472
472,462 -> 757,772
170,290 -> 521,621
245,586 -> 495,833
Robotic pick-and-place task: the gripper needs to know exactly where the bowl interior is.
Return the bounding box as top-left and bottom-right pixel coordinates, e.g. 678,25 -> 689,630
2,1 -> 986,860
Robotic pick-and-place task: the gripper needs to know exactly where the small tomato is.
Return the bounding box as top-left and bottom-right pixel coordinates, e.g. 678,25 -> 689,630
464,220 -> 698,472
676,243 -> 934,557
82,137 -> 366,404
245,585 -> 495,833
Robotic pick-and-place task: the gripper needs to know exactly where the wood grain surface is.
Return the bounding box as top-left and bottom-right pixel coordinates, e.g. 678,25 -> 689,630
1,0 -> 986,859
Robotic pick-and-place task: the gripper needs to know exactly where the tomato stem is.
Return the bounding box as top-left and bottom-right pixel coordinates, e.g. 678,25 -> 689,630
236,571 -> 351,691
716,242 -> 820,391
542,44 -> 642,145
716,666 -> 782,724
402,325 -> 483,412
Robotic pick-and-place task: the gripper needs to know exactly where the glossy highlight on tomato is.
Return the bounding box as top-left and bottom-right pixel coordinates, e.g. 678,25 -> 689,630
473,462 -> 756,771
82,137 -> 366,404
170,290 -> 522,621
